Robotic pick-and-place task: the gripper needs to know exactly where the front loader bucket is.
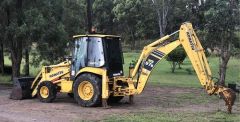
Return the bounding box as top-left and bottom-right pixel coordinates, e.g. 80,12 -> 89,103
10,77 -> 35,100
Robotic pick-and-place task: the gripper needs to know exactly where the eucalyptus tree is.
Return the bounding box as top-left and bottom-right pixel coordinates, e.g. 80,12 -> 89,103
204,0 -> 240,85
113,0 -> 158,50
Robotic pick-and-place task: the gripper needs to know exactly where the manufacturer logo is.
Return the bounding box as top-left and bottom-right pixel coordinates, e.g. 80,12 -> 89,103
49,71 -> 64,78
187,31 -> 195,50
144,59 -> 154,68
143,55 -> 160,71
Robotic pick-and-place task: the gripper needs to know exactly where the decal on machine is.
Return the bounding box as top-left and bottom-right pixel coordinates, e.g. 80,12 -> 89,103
187,31 -> 195,50
152,50 -> 165,58
49,71 -> 64,78
143,50 -> 165,71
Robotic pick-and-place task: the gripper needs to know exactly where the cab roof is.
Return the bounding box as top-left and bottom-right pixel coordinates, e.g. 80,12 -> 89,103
73,34 -> 120,38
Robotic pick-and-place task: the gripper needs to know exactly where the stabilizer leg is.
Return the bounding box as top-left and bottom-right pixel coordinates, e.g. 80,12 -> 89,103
102,98 -> 111,108
129,95 -> 134,104
102,70 -> 111,108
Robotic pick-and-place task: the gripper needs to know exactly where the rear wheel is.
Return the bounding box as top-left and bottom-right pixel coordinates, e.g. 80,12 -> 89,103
37,81 -> 57,103
73,73 -> 101,107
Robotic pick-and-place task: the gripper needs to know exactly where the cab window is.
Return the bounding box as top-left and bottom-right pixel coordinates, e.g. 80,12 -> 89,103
87,37 -> 105,67
71,37 -> 105,76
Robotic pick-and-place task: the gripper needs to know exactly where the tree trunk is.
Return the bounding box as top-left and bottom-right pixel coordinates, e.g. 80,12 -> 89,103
87,0 -> 93,33
178,62 -> 182,69
130,30 -> 136,50
11,40 -> 23,79
161,0 -> 168,37
0,42 -> 4,74
157,11 -> 164,37
11,55 -> 22,78
24,48 -> 29,76
218,41 -> 231,86
172,62 -> 177,73
152,0 -> 170,38
219,58 -> 229,86
10,0 -> 23,79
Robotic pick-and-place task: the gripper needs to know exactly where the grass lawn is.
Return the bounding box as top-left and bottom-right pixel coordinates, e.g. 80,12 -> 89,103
123,53 -> 240,87
103,111 -> 240,122
0,53 -> 239,87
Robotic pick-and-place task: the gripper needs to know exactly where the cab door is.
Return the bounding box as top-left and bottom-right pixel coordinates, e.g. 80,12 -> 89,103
71,37 -> 88,77
71,37 -> 105,78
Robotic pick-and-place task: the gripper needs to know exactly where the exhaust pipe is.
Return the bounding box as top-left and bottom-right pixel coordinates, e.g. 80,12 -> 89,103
10,77 -> 35,100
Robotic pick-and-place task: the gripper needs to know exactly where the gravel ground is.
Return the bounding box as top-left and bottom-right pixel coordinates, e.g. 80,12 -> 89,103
0,85 -> 239,122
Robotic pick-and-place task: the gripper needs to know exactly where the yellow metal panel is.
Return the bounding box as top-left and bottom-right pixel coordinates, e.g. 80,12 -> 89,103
31,61 -> 71,97
147,35 -> 170,47
76,67 -> 105,76
44,67 -> 70,81
179,23 -> 210,87
102,69 -> 109,99
61,80 -> 73,93
31,70 -> 42,89
31,67 -> 45,97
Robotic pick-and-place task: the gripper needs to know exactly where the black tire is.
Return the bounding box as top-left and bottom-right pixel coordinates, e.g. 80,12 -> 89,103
108,96 -> 124,103
73,73 -> 102,107
37,81 -> 57,103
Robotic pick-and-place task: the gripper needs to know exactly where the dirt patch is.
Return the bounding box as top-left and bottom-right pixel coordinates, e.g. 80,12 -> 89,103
0,85 -> 239,122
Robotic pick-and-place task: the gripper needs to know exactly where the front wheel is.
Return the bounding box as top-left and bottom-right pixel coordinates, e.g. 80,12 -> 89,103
73,73 -> 102,107
37,81 -> 57,103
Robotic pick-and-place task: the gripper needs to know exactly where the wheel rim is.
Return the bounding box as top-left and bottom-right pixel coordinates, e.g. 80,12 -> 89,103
78,81 -> 94,100
40,86 -> 49,98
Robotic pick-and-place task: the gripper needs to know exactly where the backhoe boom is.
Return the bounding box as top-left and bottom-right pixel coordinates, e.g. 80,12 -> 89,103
132,22 -> 236,113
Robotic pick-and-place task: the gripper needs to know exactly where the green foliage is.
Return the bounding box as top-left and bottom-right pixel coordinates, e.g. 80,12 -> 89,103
113,0 -> 158,49
63,0 -> 86,36
204,0 -> 240,49
22,0 -> 86,66
24,8 -> 45,41
166,46 -> 187,73
166,46 -> 186,63
93,0 -> 114,34
0,0 -> 88,76
204,0 -> 240,84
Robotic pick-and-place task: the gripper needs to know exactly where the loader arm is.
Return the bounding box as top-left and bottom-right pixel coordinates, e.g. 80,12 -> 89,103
132,22 -> 236,113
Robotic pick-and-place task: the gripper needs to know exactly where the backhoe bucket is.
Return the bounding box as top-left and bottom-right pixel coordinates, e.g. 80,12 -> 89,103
219,88 -> 236,114
10,77 -> 35,100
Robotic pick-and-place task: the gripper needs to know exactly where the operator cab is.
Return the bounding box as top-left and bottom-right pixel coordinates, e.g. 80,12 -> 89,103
71,34 -> 124,78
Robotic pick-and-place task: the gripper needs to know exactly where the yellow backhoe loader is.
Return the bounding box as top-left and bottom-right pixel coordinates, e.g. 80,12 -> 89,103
10,22 -> 236,113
